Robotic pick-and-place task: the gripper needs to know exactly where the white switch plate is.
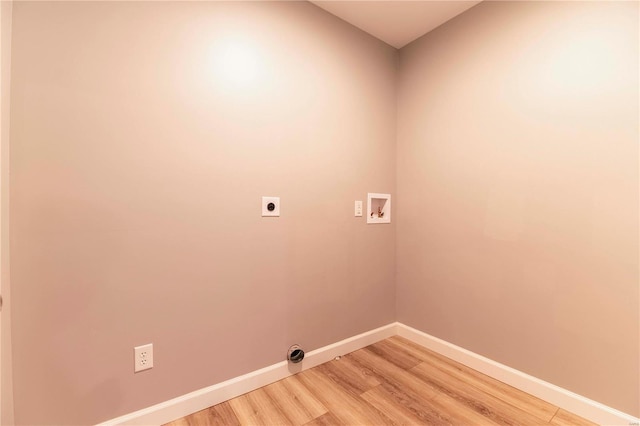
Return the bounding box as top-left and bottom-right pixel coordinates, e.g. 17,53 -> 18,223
355,200 -> 363,217
262,196 -> 280,217
134,343 -> 153,373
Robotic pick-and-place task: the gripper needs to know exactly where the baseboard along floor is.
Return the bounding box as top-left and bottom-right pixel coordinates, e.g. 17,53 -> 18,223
165,336 -> 596,426
99,323 -> 639,426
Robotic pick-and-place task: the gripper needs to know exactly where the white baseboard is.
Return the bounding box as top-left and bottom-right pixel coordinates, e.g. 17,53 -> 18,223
97,323 -> 397,426
396,323 -> 639,426
99,322 -> 638,426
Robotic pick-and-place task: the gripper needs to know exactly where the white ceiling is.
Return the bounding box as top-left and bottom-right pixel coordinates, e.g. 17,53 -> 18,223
310,1 -> 482,49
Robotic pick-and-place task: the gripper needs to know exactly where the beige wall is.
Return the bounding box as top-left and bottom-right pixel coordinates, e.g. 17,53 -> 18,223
9,2 -> 397,424
8,0 -> 640,423
397,0 -> 639,417
1,0 -> 14,424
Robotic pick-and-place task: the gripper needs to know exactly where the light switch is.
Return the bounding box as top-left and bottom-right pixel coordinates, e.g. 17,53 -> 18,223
355,200 -> 363,217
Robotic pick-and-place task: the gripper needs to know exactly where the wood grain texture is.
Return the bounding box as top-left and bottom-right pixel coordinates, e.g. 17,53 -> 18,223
228,388 -> 290,426
550,409 -> 598,426
170,401 -> 240,426
360,384 -> 450,425
314,356 -> 380,396
348,346 -> 439,401
296,366 -> 393,425
301,412 -> 341,426
388,335 -> 560,422
410,361 -> 547,426
262,376 -> 327,425
165,337 -> 599,426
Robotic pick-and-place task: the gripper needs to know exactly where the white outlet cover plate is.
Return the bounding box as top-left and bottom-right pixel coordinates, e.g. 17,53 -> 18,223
134,343 -> 154,373
262,196 -> 280,217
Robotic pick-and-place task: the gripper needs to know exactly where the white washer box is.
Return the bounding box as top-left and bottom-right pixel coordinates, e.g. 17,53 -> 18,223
367,193 -> 390,224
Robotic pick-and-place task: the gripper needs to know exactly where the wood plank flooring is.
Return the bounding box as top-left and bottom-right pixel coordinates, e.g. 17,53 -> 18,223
166,336 -> 597,426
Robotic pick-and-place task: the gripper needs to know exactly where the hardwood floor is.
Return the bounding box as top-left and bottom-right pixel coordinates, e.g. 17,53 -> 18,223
165,336 -> 597,426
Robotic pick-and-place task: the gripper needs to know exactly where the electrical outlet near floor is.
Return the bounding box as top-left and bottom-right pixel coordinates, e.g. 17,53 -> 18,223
134,343 -> 154,373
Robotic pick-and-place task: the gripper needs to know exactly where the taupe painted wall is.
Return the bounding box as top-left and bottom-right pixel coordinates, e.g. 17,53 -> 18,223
9,2 -> 397,424
8,0 -> 640,424
397,1 -> 639,417
1,1 -> 14,424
